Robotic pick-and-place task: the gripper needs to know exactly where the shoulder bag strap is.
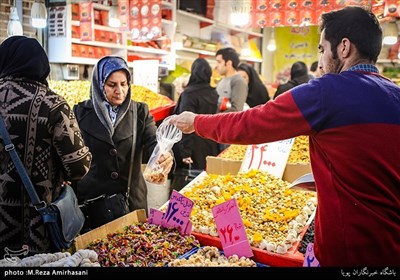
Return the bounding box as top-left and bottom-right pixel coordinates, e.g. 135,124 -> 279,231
0,115 -> 47,211
126,103 -> 137,199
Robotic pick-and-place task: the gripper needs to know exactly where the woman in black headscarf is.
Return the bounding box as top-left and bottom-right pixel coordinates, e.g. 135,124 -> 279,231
171,58 -> 221,192
0,36 -> 92,257
273,61 -> 310,99
73,56 -> 173,232
237,63 -> 270,107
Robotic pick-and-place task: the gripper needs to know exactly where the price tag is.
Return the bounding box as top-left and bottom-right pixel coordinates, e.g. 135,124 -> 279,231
147,208 -> 164,225
161,190 -> 194,235
303,243 -> 320,267
240,138 -> 295,179
212,199 -> 253,258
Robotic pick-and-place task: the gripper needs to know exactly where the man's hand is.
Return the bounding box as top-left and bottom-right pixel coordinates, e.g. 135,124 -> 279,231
168,112 -> 197,134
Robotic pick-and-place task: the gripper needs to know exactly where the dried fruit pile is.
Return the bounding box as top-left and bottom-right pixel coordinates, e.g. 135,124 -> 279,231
218,136 -> 310,163
48,80 -> 172,110
168,246 -> 257,267
287,136 -> 310,163
219,144 -> 248,160
0,249 -> 100,267
86,222 -> 200,267
178,169 -> 317,255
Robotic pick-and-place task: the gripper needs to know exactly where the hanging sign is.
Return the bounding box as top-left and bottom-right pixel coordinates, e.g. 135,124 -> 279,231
240,138 -> 294,179
212,199 -> 253,258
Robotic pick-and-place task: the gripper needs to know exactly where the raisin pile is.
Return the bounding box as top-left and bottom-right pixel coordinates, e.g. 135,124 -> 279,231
298,219 -> 315,254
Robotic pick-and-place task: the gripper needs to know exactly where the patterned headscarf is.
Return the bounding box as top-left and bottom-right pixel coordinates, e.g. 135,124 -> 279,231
0,35 -> 50,86
90,56 -> 132,135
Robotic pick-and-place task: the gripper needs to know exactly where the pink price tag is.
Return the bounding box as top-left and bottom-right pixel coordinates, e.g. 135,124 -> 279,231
212,199 -> 253,258
148,208 -> 164,226
161,190 -> 193,235
303,243 -> 320,267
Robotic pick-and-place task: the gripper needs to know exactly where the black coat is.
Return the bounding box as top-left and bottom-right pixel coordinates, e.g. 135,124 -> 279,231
172,84 -> 220,170
273,74 -> 310,99
73,100 -> 157,211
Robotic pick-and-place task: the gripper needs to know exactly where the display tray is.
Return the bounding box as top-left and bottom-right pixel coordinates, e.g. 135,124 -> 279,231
150,102 -> 175,122
172,246 -> 268,267
191,228 -> 307,267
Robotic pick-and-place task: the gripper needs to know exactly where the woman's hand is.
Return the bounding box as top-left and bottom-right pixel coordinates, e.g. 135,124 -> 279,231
157,151 -> 174,175
182,157 -> 193,165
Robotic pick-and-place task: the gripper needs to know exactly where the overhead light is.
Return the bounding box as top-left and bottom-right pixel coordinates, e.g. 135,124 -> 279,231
383,21 -> 398,45
31,0 -> 48,28
240,37 -> 251,57
267,28 -> 276,52
7,6 -> 23,36
230,0 -> 251,27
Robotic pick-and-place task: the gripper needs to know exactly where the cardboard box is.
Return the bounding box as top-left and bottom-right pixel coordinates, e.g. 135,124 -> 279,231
74,209 -> 147,250
205,156 -> 311,183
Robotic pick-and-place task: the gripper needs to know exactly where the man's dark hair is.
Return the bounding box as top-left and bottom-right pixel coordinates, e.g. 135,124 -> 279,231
320,6 -> 382,62
310,61 -> 318,72
291,61 -> 308,79
216,47 -> 240,70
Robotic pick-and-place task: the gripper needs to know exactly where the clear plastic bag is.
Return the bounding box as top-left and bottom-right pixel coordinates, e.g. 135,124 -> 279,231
143,116 -> 182,184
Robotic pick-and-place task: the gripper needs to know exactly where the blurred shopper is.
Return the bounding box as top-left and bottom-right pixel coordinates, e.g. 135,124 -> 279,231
170,7 -> 400,267
215,47 -> 248,112
0,36 -> 92,257
273,61 -> 310,99
238,63 -> 270,107
171,58 -> 220,192
73,56 -> 173,233
309,61 -> 320,79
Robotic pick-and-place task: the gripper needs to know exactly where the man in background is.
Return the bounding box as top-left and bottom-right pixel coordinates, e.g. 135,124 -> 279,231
214,47 -> 248,112
309,61 -> 320,79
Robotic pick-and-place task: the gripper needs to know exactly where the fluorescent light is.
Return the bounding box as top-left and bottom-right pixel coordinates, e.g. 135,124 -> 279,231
267,28 -> 276,52
109,5 -> 121,28
7,6 -> 23,36
383,21 -> 398,45
31,0 -> 47,28
230,0 -> 251,27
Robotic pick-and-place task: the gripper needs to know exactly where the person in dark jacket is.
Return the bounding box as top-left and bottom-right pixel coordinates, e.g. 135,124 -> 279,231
273,61 -> 310,99
171,58 -> 220,192
73,56 -> 173,232
0,36 -> 92,257
238,63 -> 270,107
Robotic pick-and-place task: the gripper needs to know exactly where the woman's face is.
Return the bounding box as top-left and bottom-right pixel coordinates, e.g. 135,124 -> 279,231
238,70 -> 249,84
104,70 -> 129,106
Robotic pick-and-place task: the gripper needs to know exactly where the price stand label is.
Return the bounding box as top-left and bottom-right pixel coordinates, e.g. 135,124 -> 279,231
240,138 -> 295,179
303,243 -> 320,267
161,190 -> 194,235
148,208 -> 164,225
212,199 -> 253,258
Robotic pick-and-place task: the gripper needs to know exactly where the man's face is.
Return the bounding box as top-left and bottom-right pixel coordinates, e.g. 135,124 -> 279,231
318,29 -> 342,75
215,54 -> 227,76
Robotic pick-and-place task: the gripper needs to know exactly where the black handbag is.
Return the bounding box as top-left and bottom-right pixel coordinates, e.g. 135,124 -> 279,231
80,193 -> 130,232
0,115 -> 84,251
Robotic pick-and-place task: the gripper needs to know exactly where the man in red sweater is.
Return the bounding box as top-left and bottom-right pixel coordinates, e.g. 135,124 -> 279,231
170,7 -> 400,267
